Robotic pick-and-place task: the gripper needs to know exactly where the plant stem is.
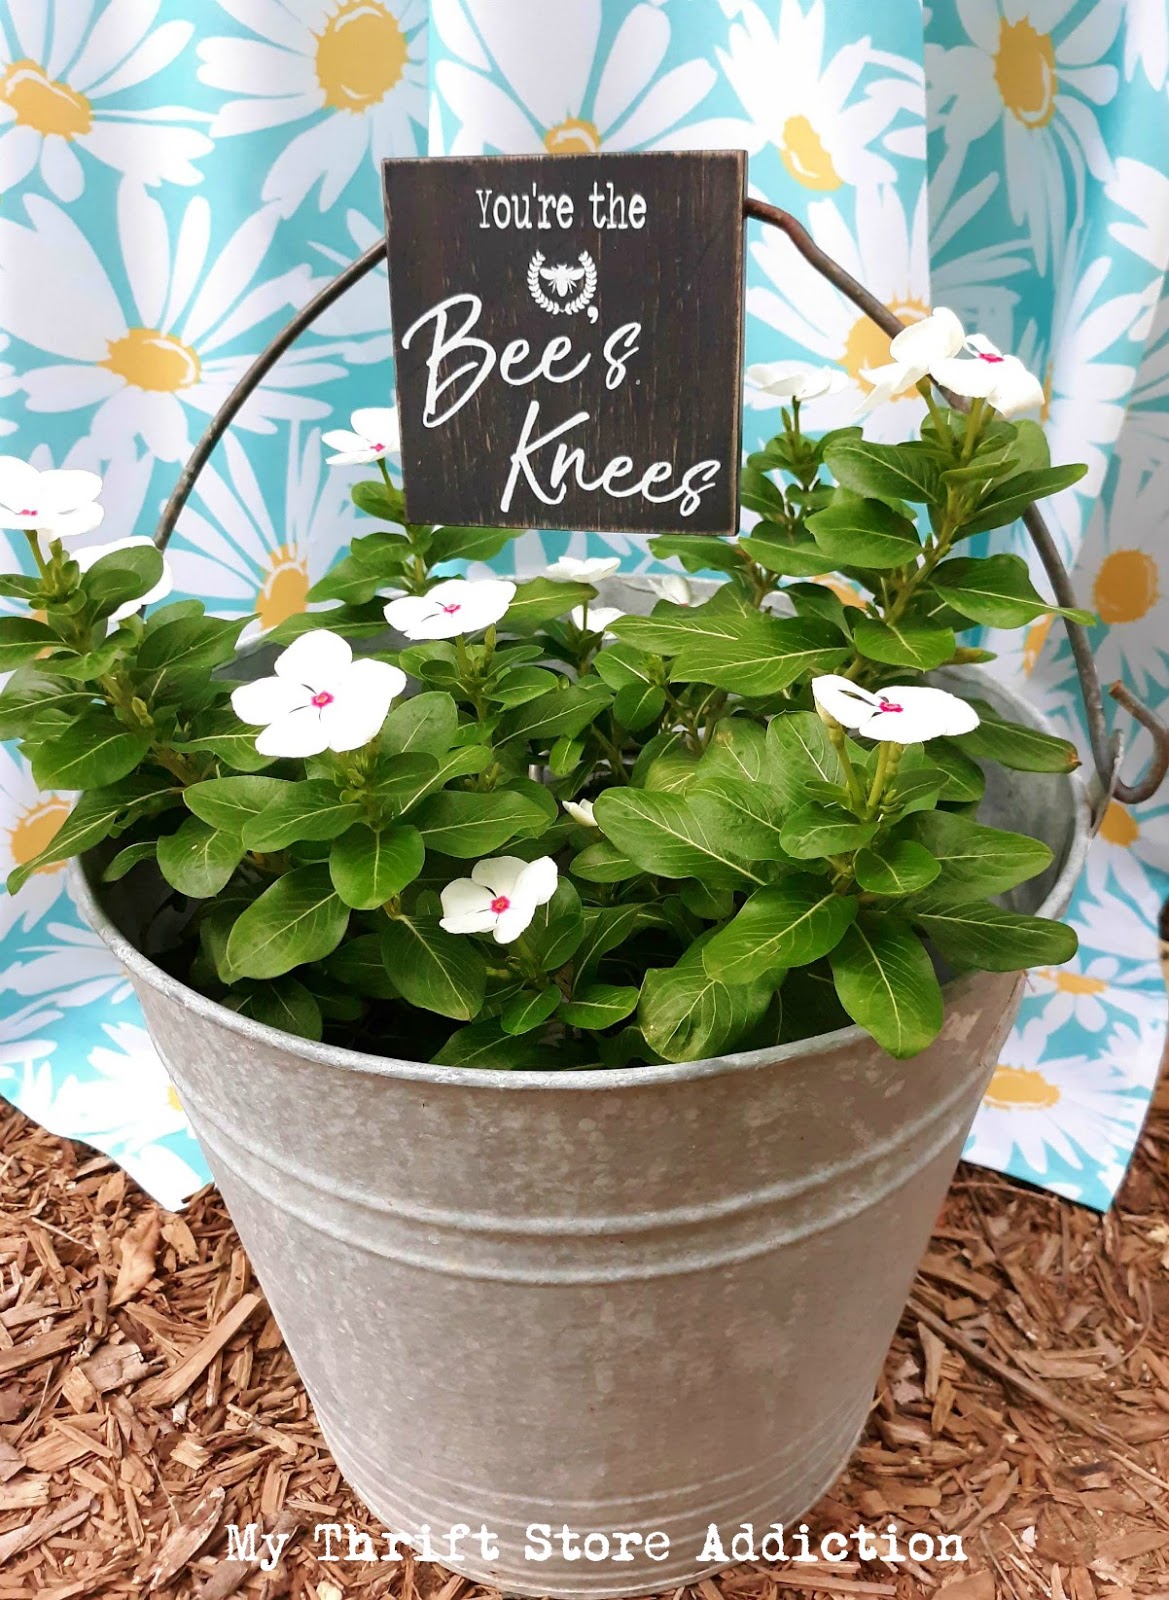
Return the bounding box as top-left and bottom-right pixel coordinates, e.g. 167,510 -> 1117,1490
827,722 -> 865,812
23,529 -> 47,579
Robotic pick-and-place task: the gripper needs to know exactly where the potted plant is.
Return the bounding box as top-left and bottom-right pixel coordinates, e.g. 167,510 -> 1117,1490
2,309 -> 1092,1596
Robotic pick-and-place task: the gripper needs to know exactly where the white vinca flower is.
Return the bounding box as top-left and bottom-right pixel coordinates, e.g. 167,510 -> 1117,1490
73,538 -> 173,623
931,334 -> 1046,419
858,307 -> 966,413
384,578 -> 515,641
570,604 -> 624,635
231,629 -> 406,757
0,456 -> 103,538
746,362 -> 850,403
545,555 -> 621,583
563,798 -> 597,827
812,675 -> 980,743
322,406 -> 401,466
648,573 -> 693,607
440,856 -> 558,946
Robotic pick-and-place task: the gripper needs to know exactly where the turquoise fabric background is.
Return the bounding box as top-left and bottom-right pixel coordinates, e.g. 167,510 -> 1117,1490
0,0 -> 1166,1210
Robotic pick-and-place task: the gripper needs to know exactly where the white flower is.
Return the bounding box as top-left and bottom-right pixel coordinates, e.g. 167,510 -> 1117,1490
323,406 -> 401,466
856,306 -> 966,412
570,605 -> 624,636
545,555 -> 620,583
231,629 -> 406,757
0,1 -> 213,200
648,574 -> 693,607
931,333 -> 1045,418
385,577 -> 515,640
811,675 -> 980,743
563,798 -> 597,828
198,0 -> 426,215
73,537 -> 173,623
746,361 -> 850,404
0,185 -> 340,463
0,455 -> 103,538
0,746 -> 72,937
440,855 -> 558,945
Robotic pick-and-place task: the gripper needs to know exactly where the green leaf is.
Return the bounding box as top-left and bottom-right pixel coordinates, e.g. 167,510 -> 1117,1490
499,679 -> 613,744
913,900 -> 1077,970
882,767 -> 947,817
0,666 -> 90,740
326,933 -> 398,998
429,524 -> 516,564
639,943 -> 772,1063
669,615 -> 849,695
824,437 -> 944,506
79,544 -> 164,621
241,780 -> 362,851
956,705 -> 1080,773
779,803 -> 877,859
765,712 -> 846,810
224,977 -> 322,1041
224,867 -> 350,980
593,788 -> 766,887
134,613 -> 245,697
570,840 -> 644,882
559,984 -> 640,1028
688,773 -> 793,862
807,490 -> 921,569
647,535 -> 746,575
382,745 -> 492,816
739,528 -> 840,577
902,811 -> 1053,898
524,877 -> 585,971
328,822 -> 424,908
608,595 -> 749,656
157,817 -> 243,897
591,641 -> 658,691
853,840 -> 940,895
6,772 -> 177,894
351,478 -> 406,523
961,464 -> 1088,537
184,775 -> 291,835
101,839 -> 158,882
613,681 -> 665,731
0,617 -> 59,669
931,554 -> 1094,628
697,718 -> 767,784
574,903 -> 659,981
702,877 -> 857,984
380,691 -> 458,756
31,707 -> 152,790
503,576 -> 591,629
380,915 -> 486,1019
738,464 -> 787,519
829,917 -> 944,1058
485,666 -> 560,708
501,986 -> 561,1036
431,1019 -> 548,1068
851,617 -> 956,671
414,790 -> 550,857
172,712 -> 276,772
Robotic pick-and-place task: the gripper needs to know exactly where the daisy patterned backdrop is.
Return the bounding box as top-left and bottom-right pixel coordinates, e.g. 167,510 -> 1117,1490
1,0 -> 1168,1211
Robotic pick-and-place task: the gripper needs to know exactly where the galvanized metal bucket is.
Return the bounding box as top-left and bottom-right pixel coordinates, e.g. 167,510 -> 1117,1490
74,668 -> 1089,1599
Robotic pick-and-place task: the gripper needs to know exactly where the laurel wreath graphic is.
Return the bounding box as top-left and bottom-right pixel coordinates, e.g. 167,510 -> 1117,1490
526,250 -> 598,316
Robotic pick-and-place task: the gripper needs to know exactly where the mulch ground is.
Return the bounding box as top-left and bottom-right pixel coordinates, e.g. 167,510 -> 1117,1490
0,1070 -> 1168,1600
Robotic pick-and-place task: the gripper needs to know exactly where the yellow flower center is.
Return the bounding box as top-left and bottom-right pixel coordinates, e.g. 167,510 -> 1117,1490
1037,968 -> 1107,996
1022,613 -> 1053,675
103,329 -> 201,393
984,1064 -> 1061,1110
1093,549 -> 1160,625
9,799 -> 70,873
842,299 -> 930,396
778,114 -> 842,190
315,1 -> 407,112
994,18 -> 1058,128
257,546 -> 310,632
0,59 -> 92,138
166,1084 -> 184,1114
544,117 -> 601,154
1097,800 -> 1138,848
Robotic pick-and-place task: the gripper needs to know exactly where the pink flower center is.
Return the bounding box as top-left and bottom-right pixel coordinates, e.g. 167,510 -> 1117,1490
877,698 -> 903,713
19,508 -> 37,518
490,895 -> 511,914
372,442 -> 384,452
976,352 -> 1004,364
311,690 -> 335,708
439,602 -> 462,615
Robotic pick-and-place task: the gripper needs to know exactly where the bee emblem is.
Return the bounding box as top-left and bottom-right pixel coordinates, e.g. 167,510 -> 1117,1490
527,251 -> 598,318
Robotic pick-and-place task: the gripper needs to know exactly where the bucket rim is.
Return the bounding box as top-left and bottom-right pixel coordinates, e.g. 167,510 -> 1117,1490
72,668 -> 1092,1093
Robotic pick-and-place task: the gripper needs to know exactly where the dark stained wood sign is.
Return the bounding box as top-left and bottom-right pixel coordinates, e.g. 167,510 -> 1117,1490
382,151 -> 746,535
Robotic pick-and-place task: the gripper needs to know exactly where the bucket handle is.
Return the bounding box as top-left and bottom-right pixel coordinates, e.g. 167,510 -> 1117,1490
151,202 -> 1169,810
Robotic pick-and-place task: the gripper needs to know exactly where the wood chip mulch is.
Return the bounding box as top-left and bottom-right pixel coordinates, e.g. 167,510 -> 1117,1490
0,1061 -> 1167,1600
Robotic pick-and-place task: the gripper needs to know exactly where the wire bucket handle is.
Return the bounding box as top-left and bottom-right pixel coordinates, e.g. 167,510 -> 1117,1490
151,199 -> 1169,812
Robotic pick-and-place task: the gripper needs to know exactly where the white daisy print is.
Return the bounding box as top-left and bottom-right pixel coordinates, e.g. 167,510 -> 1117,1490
170,426 -> 364,640
199,0 -> 427,215
0,0 -> 213,200
0,183 -> 343,463
747,183 -> 931,444
432,0 -> 734,157
1077,451 -> 1169,705
966,1016 -> 1150,1179
1105,157 -> 1169,343
1026,951 -> 1165,1036
1073,875 -> 1165,982
0,746 -> 73,938
1083,795 -> 1169,924
717,0 -> 921,190
309,209 -> 392,365
928,0 -> 1120,274
2,919 -> 134,1012
0,335 -> 18,437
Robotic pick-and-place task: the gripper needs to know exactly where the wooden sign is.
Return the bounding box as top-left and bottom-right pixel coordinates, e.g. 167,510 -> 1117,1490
382,151 -> 746,535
